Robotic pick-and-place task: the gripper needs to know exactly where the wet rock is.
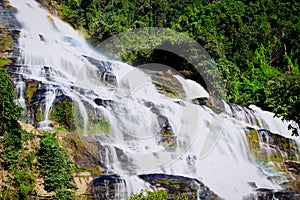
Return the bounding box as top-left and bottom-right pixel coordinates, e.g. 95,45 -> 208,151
139,174 -> 221,200
284,160 -> 300,174
35,0 -> 58,15
94,98 -> 113,108
262,131 -> 300,158
83,55 -> 118,87
142,68 -> 185,99
0,1 -> 21,30
102,71 -> 118,87
157,115 -> 176,148
63,133 -> 100,168
246,188 -> 300,200
150,106 -> 161,115
274,190 -> 300,200
38,34 -> 45,42
191,97 -> 208,105
96,141 -> 135,173
158,115 -> 171,129
245,127 -> 300,197
92,174 -> 127,200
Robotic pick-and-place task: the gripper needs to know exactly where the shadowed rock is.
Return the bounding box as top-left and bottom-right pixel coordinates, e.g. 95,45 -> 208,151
83,55 -> 118,87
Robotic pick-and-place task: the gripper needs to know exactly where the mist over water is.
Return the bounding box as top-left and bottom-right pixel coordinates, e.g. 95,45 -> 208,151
9,0 -> 300,199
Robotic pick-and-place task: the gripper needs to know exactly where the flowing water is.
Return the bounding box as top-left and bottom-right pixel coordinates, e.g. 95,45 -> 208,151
8,0 -> 300,199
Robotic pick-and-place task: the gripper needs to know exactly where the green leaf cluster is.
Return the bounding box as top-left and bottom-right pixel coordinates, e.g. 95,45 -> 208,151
50,99 -> 75,131
0,70 -> 37,199
38,131 -> 75,198
127,190 -> 188,200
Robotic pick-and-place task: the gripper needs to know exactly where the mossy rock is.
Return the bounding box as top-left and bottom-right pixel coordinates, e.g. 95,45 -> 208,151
35,106 -> 44,123
25,80 -> 39,104
59,132 -> 103,176
245,128 -> 260,158
0,25 -> 14,67
50,99 -> 75,131
142,68 -> 185,99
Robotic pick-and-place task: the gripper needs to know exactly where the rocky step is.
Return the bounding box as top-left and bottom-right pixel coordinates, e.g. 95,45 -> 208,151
92,174 -> 222,200
246,188 -> 300,200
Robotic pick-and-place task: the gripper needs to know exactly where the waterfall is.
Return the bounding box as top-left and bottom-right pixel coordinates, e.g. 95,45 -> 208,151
14,77 -> 26,108
8,0 -> 300,200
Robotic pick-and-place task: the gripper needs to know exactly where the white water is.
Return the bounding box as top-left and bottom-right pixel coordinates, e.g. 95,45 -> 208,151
14,77 -> 26,108
9,0 -> 299,199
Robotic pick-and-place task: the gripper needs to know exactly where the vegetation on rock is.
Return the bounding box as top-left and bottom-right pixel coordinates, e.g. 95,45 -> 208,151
38,131 -> 75,198
0,25 -> 13,67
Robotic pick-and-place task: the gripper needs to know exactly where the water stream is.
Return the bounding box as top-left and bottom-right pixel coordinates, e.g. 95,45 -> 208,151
8,0 -> 300,199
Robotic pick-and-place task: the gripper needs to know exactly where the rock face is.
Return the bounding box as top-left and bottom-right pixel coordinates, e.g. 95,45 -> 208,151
92,174 -> 221,200
0,1 -> 21,30
246,188 -> 300,200
59,132 -> 103,176
92,174 -> 127,200
83,55 -> 118,87
245,128 -> 300,198
139,174 -> 221,200
142,68 -> 185,99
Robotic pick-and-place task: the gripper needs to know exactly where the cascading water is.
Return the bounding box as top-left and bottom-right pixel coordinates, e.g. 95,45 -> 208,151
14,77 -> 26,108
8,0 -> 300,199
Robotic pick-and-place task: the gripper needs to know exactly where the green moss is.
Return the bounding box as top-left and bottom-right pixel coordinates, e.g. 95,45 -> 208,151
0,26 -> 14,68
246,129 -> 260,158
160,180 -> 180,189
0,57 -> 9,67
279,137 -> 295,149
35,107 -> 44,122
50,100 -> 75,131
155,83 -> 177,98
88,116 -> 111,135
25,81 -> 38,104
0,27 -> 13,50
287,155 -> 299,161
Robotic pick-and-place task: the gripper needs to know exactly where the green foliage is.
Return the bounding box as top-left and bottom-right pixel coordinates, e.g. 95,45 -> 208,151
0,69 -> 23,136
0,69 -> 38,199
53,189 -> 74,200
127,190 -> 189,200
0,69 -> 23,168
127,190 -> 168,200
13,169 -> 36,198
0,26 -> 13,67
38,132 -> 75,195
50,99 -> 75,131
0,57 -> 9,67
266,71 -> 300,136
25,81 -> 38,104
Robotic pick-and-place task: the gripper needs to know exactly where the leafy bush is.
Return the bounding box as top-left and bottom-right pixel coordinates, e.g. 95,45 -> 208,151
38,132 -> 74,191
53,189 -> 74,200
0,69 -> 38,198
38,132 -> 75,195
127,190 -> 168,200
50,99 -> 75,131
127,190 -> 189,200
